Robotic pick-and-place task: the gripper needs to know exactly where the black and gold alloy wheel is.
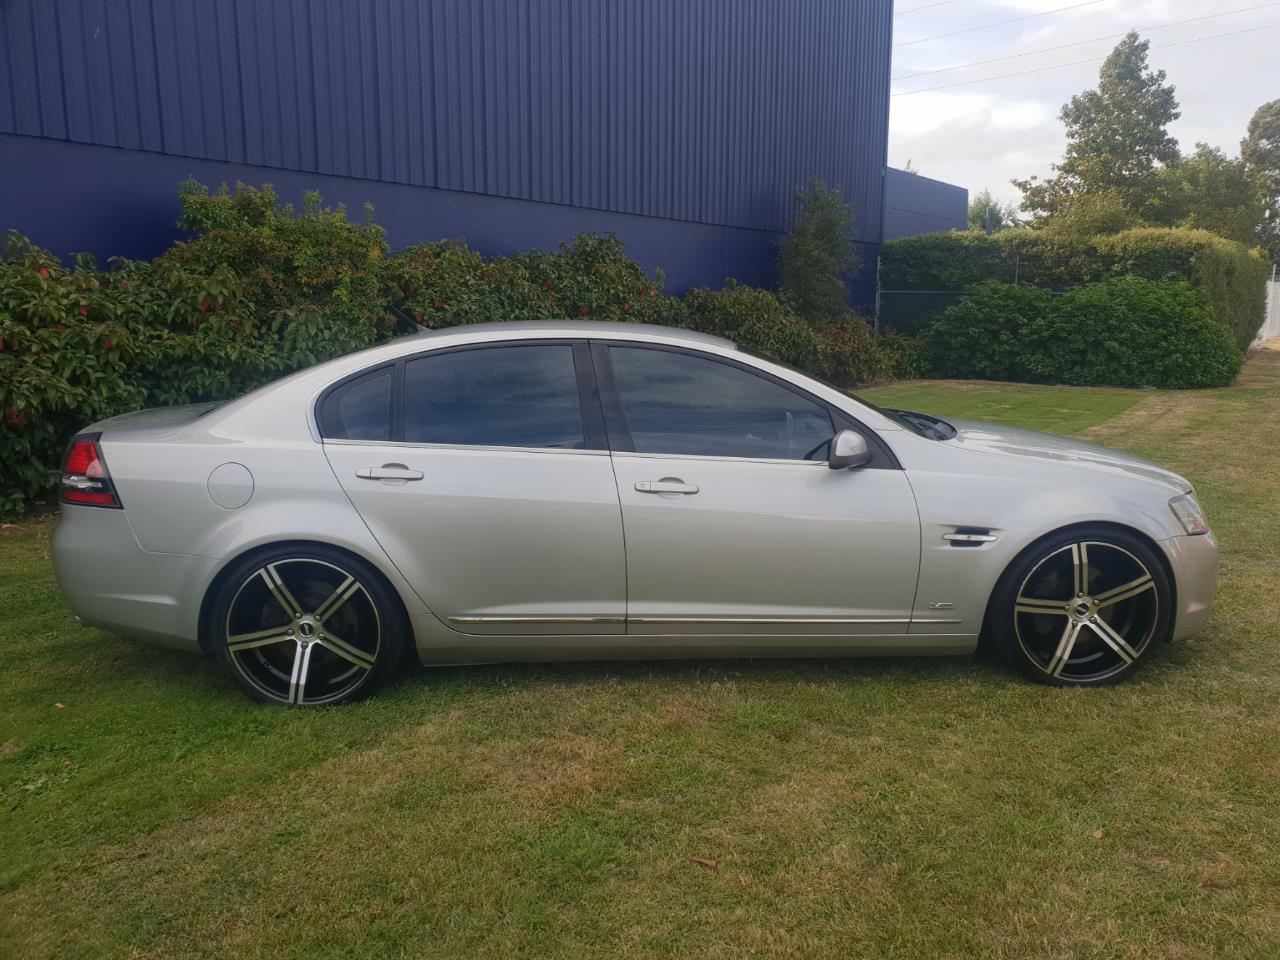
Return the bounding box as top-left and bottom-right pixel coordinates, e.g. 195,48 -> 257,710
991,527 -> 1172,686
211,547 -> 406,705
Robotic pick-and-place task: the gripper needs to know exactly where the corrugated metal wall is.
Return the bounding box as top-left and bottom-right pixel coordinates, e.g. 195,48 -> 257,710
0,0 -> 892,239
883,168 -> 968,241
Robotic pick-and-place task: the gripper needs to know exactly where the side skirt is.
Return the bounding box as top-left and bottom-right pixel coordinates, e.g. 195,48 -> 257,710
409,613 -> 978,665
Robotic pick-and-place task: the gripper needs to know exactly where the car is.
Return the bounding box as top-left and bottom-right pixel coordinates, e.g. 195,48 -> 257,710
51,321 -> 1218,705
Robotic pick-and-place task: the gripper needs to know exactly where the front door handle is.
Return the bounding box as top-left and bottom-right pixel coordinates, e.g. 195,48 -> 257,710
635,478 -> 699,496
355,464 -> 424,482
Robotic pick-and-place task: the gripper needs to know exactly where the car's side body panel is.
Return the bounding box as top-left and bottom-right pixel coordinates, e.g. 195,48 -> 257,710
50,322 -> 1217,670
52,505 -> 217,650
54,407 -> 432,653
883,425 -> 1196,640
322,442 -> 628,635
608,453 -> 923,634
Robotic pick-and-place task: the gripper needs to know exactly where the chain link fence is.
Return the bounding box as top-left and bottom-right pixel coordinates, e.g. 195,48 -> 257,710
873,290 -> 968,336
873,287 -> 1071,336
872,250 -> 1228,337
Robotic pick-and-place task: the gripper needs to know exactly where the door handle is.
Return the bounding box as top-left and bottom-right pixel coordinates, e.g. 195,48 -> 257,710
635,478 -> 699,496
355,464 -> 424,482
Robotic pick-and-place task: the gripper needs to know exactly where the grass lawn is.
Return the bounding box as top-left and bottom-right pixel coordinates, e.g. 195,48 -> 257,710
3,348 -> 1280,959
859,379 -> 1145,434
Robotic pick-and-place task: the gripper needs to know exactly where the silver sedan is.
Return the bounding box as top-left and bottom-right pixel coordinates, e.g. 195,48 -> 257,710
52,322 -> 1218,704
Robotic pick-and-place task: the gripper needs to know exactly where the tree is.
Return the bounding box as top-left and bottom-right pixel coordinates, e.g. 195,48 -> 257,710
777,179 -> 859,324
967,189 -> 1020,233
1014,32 -> 1180,221
1149,144 -> 1266,246
1041,189 -> 1139,238
1242,99 -> 1280,260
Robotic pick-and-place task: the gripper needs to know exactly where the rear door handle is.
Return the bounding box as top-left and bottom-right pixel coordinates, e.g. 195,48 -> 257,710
356,464 -> 424,482
635,478 -> 699,496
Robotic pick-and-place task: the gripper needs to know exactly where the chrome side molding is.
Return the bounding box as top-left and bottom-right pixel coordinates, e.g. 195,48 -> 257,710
449,615 -> 626,626
450,615 -> 963,627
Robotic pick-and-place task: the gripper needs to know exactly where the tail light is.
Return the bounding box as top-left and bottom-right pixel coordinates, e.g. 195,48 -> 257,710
61,433 -> 122,508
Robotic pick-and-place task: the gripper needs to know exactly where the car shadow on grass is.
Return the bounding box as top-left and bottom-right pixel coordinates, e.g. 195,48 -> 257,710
76,624 -> 1204,712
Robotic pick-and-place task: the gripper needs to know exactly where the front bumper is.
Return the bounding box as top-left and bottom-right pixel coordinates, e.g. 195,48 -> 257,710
1160,531 -> 1219,641
52,506 -> 213,653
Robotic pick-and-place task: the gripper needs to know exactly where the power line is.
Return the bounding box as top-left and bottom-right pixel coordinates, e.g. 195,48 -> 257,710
893,0 -> 1109,48
896,0 -> 961,16
891,22 -> 1280,96
892,0 -> 1280,81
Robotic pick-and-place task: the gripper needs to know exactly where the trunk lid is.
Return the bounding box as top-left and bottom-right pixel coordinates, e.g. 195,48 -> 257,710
82,403 -> 221,442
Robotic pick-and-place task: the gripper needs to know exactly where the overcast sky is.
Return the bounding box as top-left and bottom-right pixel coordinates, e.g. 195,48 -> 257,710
888,0 -> 1279,208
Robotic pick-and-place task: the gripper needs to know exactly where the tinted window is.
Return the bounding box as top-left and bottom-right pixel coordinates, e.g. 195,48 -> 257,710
403,345 -> 584,448
319,367 -> 392,441
609,347 -> 835,460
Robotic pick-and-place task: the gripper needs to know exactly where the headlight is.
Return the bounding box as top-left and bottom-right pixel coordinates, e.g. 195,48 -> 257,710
1169,492 -> 1208,535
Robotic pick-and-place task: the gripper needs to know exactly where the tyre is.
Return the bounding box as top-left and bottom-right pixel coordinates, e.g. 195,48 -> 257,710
987,526 -> 1172,687
209,544 -> 408,705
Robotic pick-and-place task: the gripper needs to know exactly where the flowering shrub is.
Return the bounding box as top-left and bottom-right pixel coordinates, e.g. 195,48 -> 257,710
515,234 -> 675,325
0,182 -> 907,517
0,184 -> 400,516
383,240 -> 543,327
680,282 -> 822,371
0,237 -> 152,516
382,234 -> 676,328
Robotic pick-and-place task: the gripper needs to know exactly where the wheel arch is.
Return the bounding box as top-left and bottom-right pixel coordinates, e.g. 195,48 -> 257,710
977,520 -> 1177,644
197,538 -> 413,656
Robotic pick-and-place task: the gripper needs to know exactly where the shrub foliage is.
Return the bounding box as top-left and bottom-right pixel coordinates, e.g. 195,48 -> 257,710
0,182 -> 917,516
922,282 -> 1053,383
925,277 -> 1242,389
881,227 -> 1270,350
777,179 -> 860,325
681,281 -> 822,372
1027,277 -> 1241,389
383,234 -> 673,329
0,237 -> 150,516
0,184 -> 400,517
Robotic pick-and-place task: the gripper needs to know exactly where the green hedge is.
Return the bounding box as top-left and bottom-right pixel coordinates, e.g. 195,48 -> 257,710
0,182 -> 909,517
0,185 -> 398,518
925,277 -> 1242,389
920,282 -> 1050,383
679,281 -> 822,371
881,227 -> 1270,350
383,234 -> 677,329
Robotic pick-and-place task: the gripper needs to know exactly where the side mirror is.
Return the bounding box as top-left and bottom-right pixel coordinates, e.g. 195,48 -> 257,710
828,429 -> 872,470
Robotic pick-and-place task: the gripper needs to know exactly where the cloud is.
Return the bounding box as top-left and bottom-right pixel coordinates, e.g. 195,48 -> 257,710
888,0 -> 1278,207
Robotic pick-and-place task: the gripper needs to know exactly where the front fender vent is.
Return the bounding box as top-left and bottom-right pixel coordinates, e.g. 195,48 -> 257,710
943,527 -> 998,547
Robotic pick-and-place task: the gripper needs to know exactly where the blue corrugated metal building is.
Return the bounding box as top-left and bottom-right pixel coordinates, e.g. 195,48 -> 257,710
1,0 -> 961,305
883,169 -> 968,240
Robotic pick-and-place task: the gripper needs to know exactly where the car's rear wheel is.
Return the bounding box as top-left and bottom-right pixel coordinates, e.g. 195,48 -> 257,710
988,526 -> 1172,686
210,545 -> 407,705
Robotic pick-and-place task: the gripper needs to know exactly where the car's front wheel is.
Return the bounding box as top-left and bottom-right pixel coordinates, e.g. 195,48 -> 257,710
210,545 -> 407,705
988,526 -> 1172,686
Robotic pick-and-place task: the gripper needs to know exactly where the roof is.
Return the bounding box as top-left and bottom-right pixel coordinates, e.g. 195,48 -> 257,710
411,321 -> 737,350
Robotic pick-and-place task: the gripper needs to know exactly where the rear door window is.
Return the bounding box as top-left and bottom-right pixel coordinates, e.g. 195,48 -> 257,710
402,344 -> 585,448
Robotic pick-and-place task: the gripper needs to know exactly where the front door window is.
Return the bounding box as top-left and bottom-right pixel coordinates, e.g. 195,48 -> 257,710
607,346 -> 835,460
